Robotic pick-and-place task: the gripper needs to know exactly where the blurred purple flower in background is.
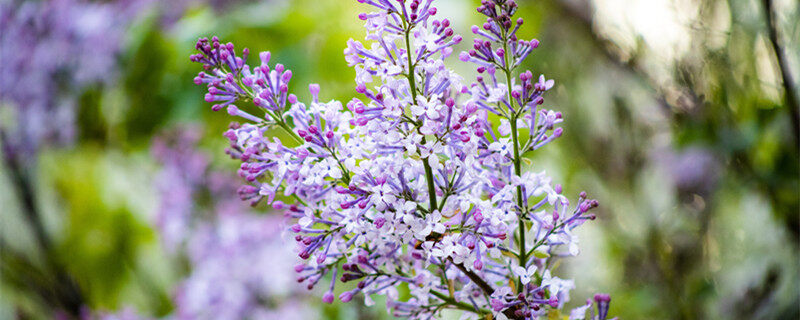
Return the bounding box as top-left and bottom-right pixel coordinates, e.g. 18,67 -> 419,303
0,0 -> 146,156
664,147 -> 721,200
150,127 -> 312,320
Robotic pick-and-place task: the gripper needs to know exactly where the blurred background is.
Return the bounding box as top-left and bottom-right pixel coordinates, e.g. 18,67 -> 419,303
0,0 -> 797,319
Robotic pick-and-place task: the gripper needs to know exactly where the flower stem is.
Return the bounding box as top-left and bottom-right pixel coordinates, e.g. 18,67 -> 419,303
404,20 -> 437,212
430,290 -> 490,315
502,29 -> 528,286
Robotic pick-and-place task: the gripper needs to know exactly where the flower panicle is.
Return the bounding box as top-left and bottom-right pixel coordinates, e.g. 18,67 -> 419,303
189,0 -> 611,319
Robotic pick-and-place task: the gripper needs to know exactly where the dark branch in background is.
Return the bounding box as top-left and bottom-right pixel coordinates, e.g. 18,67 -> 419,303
763,0 -> 800,147
550,0 -> 799,238
1,131 -> 52,251
0,130 -> 85,318
447,258 -> 520,319
546,0 -> 798,317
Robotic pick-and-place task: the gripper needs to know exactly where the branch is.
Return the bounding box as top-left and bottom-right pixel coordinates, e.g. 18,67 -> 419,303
449,258 -> 521,319
0,130 -> 86,316
763,0 -> 800,147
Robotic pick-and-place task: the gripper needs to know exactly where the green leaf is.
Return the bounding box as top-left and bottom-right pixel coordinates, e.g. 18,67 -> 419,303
533,250 -> 550,259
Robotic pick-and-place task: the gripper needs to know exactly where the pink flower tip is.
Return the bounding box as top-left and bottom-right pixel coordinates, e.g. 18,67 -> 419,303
322,292 -> 335,304
339,291 -> 355,302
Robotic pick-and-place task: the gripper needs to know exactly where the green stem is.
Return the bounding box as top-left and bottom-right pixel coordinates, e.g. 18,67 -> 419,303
430,290 -> 490,314
501,29 -> 528,287
422,156 -> 438,211
404,20 -> 438,212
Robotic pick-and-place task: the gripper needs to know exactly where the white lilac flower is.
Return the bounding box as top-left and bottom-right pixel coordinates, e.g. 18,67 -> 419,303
511,265 -> 538,285
190,0 -> 610,319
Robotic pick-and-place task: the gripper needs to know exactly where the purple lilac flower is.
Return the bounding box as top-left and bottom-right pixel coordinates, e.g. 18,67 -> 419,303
151,127 -> 312,320
567,293 -> 616,320
191,0 -> 611,319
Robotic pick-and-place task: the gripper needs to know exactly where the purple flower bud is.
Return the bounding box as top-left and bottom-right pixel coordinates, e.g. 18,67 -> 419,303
490,299 -> 506,311
473,210 -> 484,223
322,292 -> 335,304
339,290 -> 355,302
374,217 -> 386,228
579,201 -> 590,213
309,84 -> 321,96
297,149 -> 309,158
594,294 -> 611,320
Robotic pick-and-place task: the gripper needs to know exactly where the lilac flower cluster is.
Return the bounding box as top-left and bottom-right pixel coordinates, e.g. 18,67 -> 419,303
191,0 -> 612,319
150,128 -> 313,320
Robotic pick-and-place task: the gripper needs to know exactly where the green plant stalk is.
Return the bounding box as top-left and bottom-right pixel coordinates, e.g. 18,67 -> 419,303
404,20 -> 438,212
501,30 -> 528,284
